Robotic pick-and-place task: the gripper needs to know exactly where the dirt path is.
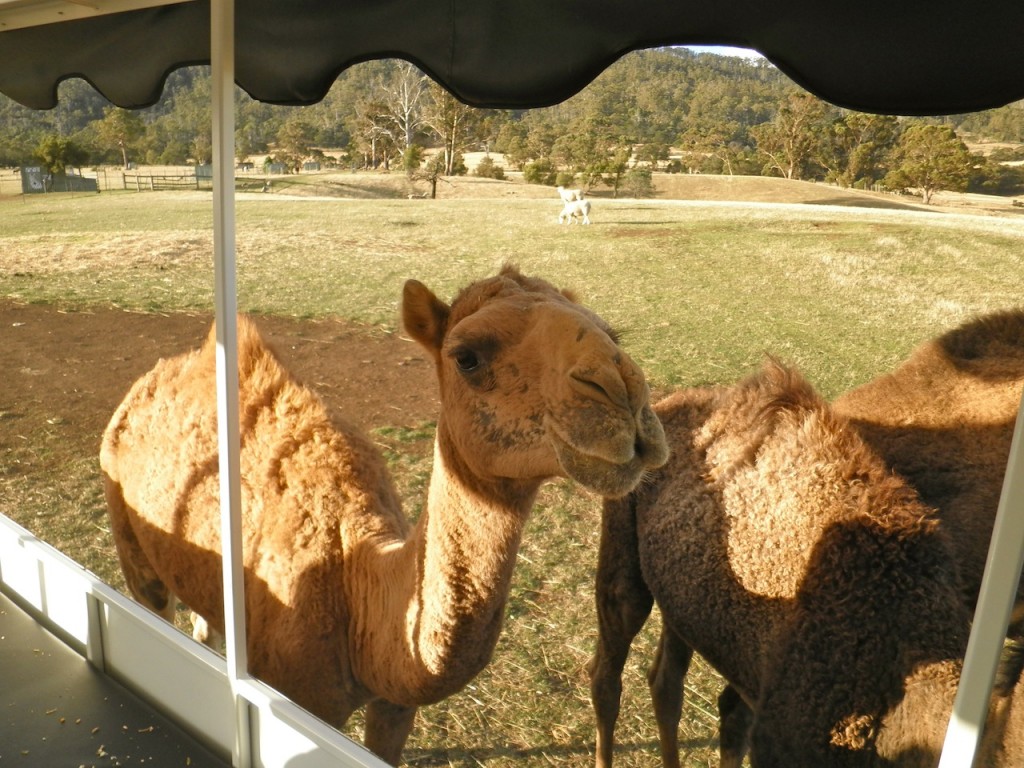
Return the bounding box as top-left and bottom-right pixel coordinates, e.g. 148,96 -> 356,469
3,299 -> 438,442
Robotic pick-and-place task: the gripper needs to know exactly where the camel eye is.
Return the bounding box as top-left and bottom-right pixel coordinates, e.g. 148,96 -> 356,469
448,334 -> 496,380
453,347 -> 481,373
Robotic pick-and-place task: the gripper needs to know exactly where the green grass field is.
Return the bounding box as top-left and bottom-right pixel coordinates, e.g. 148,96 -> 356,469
4,189 -> 1023,396
2,184 -> 1023,766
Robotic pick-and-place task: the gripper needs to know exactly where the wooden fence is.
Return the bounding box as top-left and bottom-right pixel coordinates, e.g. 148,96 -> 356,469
122,172 -> 211,191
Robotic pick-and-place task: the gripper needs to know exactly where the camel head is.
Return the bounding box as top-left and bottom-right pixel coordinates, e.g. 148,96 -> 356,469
402,264 -> 668,497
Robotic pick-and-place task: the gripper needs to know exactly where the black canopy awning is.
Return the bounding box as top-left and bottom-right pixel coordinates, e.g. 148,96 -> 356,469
2,0 -> 1023,115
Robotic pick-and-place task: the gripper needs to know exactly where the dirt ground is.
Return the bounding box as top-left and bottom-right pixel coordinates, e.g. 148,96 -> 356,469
3,299 -> 439,497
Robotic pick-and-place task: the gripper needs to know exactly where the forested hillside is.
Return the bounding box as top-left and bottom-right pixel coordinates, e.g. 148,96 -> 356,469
2,47 -> 1023,197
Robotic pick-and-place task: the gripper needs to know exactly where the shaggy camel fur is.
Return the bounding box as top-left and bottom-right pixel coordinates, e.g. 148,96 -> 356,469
589,360 -> 1024,768
683,309 -> 1024,766
834,309 -> 1024,635
100,265 -> 668,765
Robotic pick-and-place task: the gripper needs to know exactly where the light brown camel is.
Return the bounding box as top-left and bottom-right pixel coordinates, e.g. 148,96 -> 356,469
588,360 -> 1024,768
100,265 -> 669,765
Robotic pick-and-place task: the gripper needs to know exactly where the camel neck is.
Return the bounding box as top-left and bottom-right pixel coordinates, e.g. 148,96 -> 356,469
347,435 -> 538,706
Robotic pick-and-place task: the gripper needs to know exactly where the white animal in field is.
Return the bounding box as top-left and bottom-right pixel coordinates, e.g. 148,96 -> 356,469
557,185 -> 584,203
559,198 -> 591,225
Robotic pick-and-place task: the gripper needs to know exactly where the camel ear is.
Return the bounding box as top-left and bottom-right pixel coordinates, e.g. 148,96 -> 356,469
402,279 -> 450,355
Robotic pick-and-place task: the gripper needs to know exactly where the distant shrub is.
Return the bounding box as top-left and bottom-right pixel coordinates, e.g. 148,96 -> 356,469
426,151 -> 468,176
555,171 -> 576,187
621,167 -> 655,198
523,159 -> 557,185
403,145 -> 424,174
475,156 -> 505,180
450,153 -> 468,176
969,161 -> 1024,196
989,146 -> 1024,163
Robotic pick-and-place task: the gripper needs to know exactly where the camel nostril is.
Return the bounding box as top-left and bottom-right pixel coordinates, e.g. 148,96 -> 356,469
570,368 -> 629,410
572,372 -> 610,401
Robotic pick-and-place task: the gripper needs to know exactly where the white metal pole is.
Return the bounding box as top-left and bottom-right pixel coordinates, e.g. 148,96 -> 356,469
939,388 -> 1024,767
211,0 -> 251,766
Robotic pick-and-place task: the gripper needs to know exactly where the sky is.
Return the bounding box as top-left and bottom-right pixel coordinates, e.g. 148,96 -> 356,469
684,45 -> 765,60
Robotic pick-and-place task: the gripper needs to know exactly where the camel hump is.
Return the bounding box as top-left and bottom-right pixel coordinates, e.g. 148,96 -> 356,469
712,358 -> 827,441
697,358 -> 843,484
199,313 -> 263,358
196,315 -> 291,390
103,315 -> 289,474
935,309 -> 1024,376
747,357 -> 823,420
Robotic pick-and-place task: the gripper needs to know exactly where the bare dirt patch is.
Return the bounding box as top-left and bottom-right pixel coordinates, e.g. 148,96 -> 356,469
1,300 -> 439,525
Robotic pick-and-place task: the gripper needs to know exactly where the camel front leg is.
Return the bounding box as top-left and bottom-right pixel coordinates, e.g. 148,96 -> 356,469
647,623 -> 693,768
364,699 -> 417,766
103,474 -> 175,623
589,496 -> 654,768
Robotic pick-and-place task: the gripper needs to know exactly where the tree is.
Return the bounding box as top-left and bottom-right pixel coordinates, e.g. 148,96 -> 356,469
236,92 -> 281,159
620,166 -> 655,197
522,158 -> 557,185
379,61 -> 429,151
410,152 -> 458,198
635,140 -> 670,170
601,146 -> 632,198
551,126 -> 617,188
33,134 -> 88,174
474,156 -> 505,180
750,92 -> 834,180
350,99 -> 399,169
494,122 -> 532,169
884,123 -> 973,204
969,156 -> 1024,196
274,117 -> 316,171
402,143 -> 424,174
94,106 -> 146,168
422,82 -> 479,176
814,112 -> 898,188
679,80 -> 751,175
151,71 -> 213,164
840,112 -> 899,187
524,118 -> 560,164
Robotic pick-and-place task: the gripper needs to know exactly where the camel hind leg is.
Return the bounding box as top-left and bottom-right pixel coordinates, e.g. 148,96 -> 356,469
589,494 -> 655,768
102,472 -> 175,623
648,629 -> 753,768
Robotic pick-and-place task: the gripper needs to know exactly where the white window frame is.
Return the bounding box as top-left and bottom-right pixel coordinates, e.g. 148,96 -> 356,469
1,1 -> 1021,765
